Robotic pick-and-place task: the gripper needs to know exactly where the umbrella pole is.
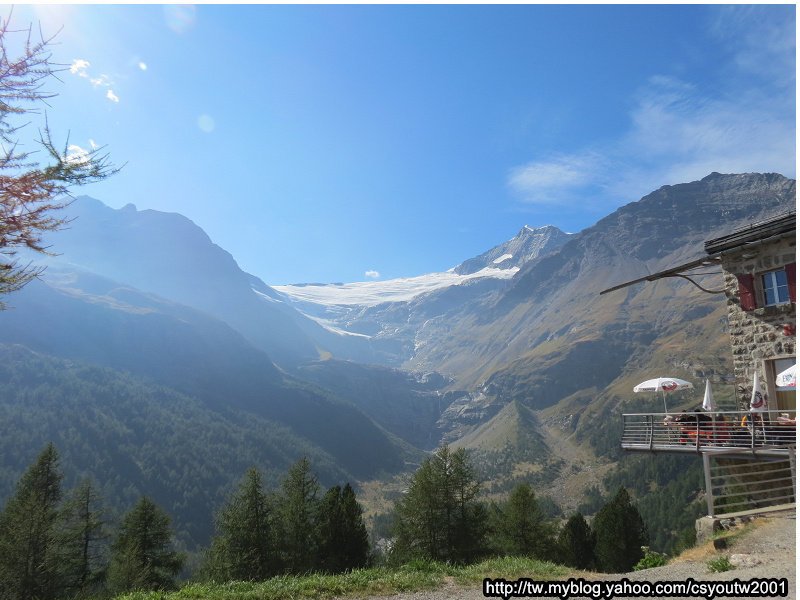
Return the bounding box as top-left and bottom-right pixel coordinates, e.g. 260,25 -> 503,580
662,390 -> 668,414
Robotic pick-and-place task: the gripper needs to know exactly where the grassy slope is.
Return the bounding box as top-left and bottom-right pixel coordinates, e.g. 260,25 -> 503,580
115,558 -> 570,600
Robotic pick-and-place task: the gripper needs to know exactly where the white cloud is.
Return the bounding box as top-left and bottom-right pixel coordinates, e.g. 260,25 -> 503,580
508,152 -> 606,204
364,270 -> 381,279
106,90 -> 120,103
507,10 -> 794,209
65,144 -> 90,165
69,59 -> 90,77
138,62 -> 148,71
89,139 -> 99,150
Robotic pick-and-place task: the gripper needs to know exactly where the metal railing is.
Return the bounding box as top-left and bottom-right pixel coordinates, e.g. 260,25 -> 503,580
621,410 -> 796,456
702,448 -> 795,517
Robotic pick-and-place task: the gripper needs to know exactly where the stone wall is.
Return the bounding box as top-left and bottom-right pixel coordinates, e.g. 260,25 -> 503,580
721,235 -> 795,410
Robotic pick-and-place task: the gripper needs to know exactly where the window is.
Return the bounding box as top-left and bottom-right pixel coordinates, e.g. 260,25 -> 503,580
735,263 -> 794,312
762,269 -> 790,306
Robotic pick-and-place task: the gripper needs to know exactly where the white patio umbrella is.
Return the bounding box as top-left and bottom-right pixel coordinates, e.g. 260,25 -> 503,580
702,379 -> 716,412
775,364 -> 796,388
750,371 -> 767,412
634,377 -> 694,413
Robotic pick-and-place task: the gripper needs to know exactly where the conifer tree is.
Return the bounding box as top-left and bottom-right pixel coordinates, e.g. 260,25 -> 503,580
107,496 -> 184,593
592,487 -> 648,573
392,455 -> 439,561
448,447 -> 488,563
557,512 -> 595,569
0,443 -> 64,600
393,446 -> 486,564
57,479 -> 108,596
277,457 -> 320,573
317,483 -> 370,573
203,467 -> 276,581
492,483 -> 554,560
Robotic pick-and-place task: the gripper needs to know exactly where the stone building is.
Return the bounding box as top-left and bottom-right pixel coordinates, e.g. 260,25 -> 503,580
704,212 -> 795,412
607,210 -> 796,519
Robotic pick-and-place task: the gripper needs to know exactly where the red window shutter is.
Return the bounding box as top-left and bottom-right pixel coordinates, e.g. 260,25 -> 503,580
737,274 -> 756,311
786,262 -> 796,302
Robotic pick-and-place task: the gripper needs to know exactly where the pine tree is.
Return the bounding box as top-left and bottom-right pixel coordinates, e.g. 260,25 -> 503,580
592,487 -> 648,573
317,484 -> 370,573
392,446 -> 486,564
449,447 -> 488,563
557,512 -> 595,569
0,443 -> 64,600
203,468 -> 276,581
492,483 -> 555,560
392,455 -> 440,561
57,479 -> 108,597
277,457 -> 320,573
107,496 -> 184,593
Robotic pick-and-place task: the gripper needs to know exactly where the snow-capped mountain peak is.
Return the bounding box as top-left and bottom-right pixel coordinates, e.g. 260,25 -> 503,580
453,224 -> 573,275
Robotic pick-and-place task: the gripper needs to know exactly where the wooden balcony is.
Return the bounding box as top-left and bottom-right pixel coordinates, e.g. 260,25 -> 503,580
621,410 -> 796,459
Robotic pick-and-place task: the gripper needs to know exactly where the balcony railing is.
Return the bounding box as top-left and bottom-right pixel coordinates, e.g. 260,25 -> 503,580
621,410 -> 796,457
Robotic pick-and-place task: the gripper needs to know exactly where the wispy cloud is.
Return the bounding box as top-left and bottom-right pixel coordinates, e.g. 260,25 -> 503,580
106,90 -> 120,103
508,152 -> 607,205
508,7 -> 794,208
364,270 -> 380,279
138,62 -> 148,71
90,74 -> 112,88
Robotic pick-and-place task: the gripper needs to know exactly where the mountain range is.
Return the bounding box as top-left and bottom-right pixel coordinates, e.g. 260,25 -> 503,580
0,171 -> 794,551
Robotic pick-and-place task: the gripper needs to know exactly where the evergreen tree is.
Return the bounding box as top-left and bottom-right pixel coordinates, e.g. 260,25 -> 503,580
277,457 -> 320,573
203,468 -> 276,581
0,443 -> 64,600
492,483 -> 555,559
592,487 -> 648,573
317,484 -> 370,573
557,512 -> 595,569
107,496 -> 184,593
57,479 -> 108,597
449,447 -> 488,563
392,446 -> 486,564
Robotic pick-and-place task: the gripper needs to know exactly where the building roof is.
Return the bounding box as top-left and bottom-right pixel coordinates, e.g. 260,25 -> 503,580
600,210 -> 796,296
704,211 -> 795,254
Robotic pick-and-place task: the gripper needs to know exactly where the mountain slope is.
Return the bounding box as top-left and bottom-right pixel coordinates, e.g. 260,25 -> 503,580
0,269 -> 416,483
38,197 -> 380,366
412,172 -> 795,389
0,343 -> 360,549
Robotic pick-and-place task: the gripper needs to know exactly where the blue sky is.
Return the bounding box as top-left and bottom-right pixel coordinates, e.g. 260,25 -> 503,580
6,4 -> 796,284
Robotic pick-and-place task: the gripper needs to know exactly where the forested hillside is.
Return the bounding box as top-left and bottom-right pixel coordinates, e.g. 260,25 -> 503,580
0,344 -> 414,549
